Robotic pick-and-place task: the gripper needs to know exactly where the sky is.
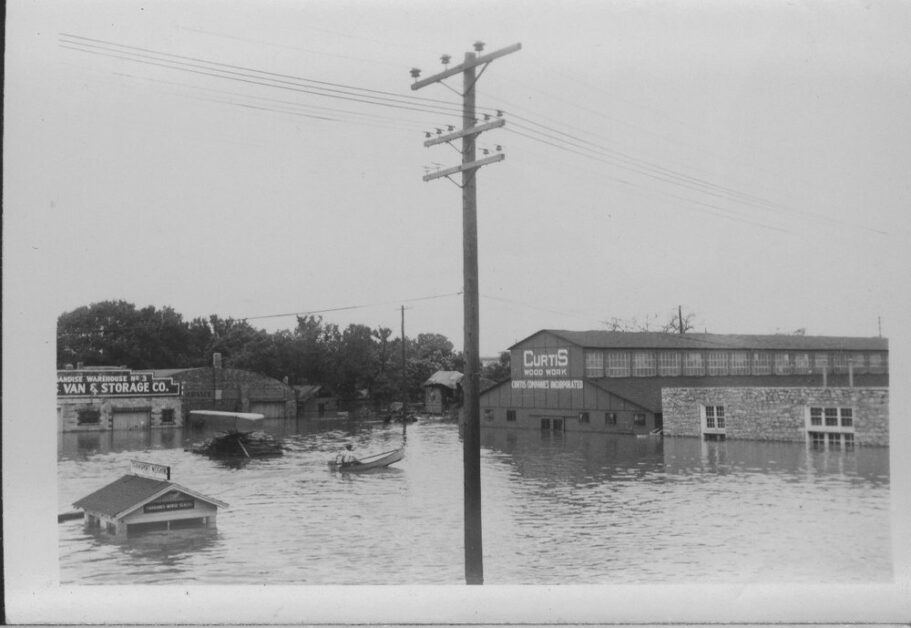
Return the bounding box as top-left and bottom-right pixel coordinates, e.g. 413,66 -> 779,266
4,0 -> 911,621
6,0 -> 911,358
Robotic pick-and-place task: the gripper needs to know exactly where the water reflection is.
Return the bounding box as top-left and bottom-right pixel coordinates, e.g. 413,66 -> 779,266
59,421 -> 891,585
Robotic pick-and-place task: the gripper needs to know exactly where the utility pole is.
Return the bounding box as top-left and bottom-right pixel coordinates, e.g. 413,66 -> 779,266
411,41 -> 520,585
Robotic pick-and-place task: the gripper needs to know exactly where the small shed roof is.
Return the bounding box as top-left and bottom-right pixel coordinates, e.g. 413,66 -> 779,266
73,474 -> 227,518
423,371 -> 463,389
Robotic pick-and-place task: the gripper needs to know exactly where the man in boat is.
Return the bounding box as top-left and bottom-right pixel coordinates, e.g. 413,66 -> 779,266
335,443 -> 358,466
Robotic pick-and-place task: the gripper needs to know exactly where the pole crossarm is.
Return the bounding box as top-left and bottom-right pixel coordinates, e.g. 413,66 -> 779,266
411,43 -> 522,91
422,153 -> 505,182
424,119 -> 505,147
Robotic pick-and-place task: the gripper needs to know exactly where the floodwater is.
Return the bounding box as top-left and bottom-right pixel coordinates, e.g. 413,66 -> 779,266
58,419 -> 892,585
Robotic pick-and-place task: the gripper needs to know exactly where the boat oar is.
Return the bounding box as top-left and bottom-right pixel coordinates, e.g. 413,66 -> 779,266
237,438 -> 251,458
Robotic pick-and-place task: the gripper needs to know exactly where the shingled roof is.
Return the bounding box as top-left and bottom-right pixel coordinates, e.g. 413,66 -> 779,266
423,371 -> 464,389
516,330 -> 887,352
73,474 -> 227,518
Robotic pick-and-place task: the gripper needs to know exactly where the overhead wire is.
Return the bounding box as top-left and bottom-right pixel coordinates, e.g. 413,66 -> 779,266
57,32 -> 889,237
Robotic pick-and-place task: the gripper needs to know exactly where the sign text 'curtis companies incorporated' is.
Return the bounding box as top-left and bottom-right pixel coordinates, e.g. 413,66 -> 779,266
512,379 -> 583,390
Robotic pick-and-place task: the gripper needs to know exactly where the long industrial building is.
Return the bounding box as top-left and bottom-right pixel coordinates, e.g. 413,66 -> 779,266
479,330 -> 889,447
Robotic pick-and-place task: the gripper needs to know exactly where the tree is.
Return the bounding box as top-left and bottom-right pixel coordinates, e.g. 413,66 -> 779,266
57,300 -> 198,368
481,351 -> 511,383
661,307 -> 697,335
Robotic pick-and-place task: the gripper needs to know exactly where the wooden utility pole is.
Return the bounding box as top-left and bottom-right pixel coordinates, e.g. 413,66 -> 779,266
411,41 -> 520,585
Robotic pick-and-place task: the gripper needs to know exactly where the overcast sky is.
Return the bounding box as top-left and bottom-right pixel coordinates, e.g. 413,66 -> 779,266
6,0 -> 911,358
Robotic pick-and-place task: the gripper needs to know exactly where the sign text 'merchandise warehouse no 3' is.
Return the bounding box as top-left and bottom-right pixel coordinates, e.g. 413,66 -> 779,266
56,370 -> 181,397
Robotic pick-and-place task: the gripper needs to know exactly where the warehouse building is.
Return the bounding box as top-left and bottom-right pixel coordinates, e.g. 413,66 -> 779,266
479,329 -> 888,446
57,354 -> 296,432
156,354 -> 296,420
57,366 -> 183,432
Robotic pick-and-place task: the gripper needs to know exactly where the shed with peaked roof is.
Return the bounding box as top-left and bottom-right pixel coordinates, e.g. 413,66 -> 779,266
73,473 -> 227,536
423,370 -> 464,415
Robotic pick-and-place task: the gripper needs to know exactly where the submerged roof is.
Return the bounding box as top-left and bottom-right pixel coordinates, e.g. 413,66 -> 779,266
73,474 -> 227,518
515,330 -> 888,352
423,371 -> 464,389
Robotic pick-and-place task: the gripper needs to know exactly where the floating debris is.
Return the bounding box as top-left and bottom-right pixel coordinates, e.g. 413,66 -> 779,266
187,430 -> 284,458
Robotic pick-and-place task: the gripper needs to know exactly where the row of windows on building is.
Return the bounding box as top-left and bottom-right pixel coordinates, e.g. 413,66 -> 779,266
584,350 -> 886,378
76,408 -> 176,424
700,404 -> 856,449
485,408 -> 647,426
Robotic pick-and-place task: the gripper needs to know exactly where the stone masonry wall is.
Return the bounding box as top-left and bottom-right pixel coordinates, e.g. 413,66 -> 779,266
662,387 -> 889,446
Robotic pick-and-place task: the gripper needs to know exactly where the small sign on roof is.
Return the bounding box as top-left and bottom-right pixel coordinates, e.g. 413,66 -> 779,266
130,459 -> 171,481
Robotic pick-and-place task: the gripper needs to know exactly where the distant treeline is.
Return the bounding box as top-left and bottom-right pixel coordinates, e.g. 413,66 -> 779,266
57,300 -> 510,403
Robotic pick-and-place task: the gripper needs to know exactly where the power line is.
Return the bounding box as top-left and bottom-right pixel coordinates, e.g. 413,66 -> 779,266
57,33 -> 892,237
240,291 -> 463,322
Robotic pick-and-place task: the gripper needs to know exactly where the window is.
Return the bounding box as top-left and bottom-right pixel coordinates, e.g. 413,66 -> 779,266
705,405 -> 725,430
814,353 -> 829,374
806,407 -> 856,449
605,412 -> 617,426
506,409 -> 516,422
810,407 -> 823,426
606,352 -> 630,377
633,413 -> 646,427
683,352 -> 704,376
868,353 -> 884,374
585,351 -> 605,377
794,353 -> 811,374
849,353 -> 867,374
160,409 -> 175,424
658,352 -> 680,376
729,351 -> 749,375
707,352 -> 728,376
77,408 -> 101,425
774,353 -> 792,375
484,408 -> 494,421
632,352 -> 656,377
752,353 -> 771,375
833,353 -> 848,374
840,408 -> 853,427
578,412 -> 590,424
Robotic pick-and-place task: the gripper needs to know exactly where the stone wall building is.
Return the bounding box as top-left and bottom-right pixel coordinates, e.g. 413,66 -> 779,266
662,386 -> 888,446
479,329 -> 889,446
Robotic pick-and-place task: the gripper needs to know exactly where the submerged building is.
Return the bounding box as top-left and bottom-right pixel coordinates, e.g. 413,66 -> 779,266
57,354 -> 297,432
479,329 -> 888,447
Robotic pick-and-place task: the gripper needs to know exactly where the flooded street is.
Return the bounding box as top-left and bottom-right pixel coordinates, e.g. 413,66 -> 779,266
58,420 -> 891,585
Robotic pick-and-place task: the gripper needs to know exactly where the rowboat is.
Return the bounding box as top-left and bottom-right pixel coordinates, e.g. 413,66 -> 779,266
328,447 -> 404,472
189,410 -> 265,432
